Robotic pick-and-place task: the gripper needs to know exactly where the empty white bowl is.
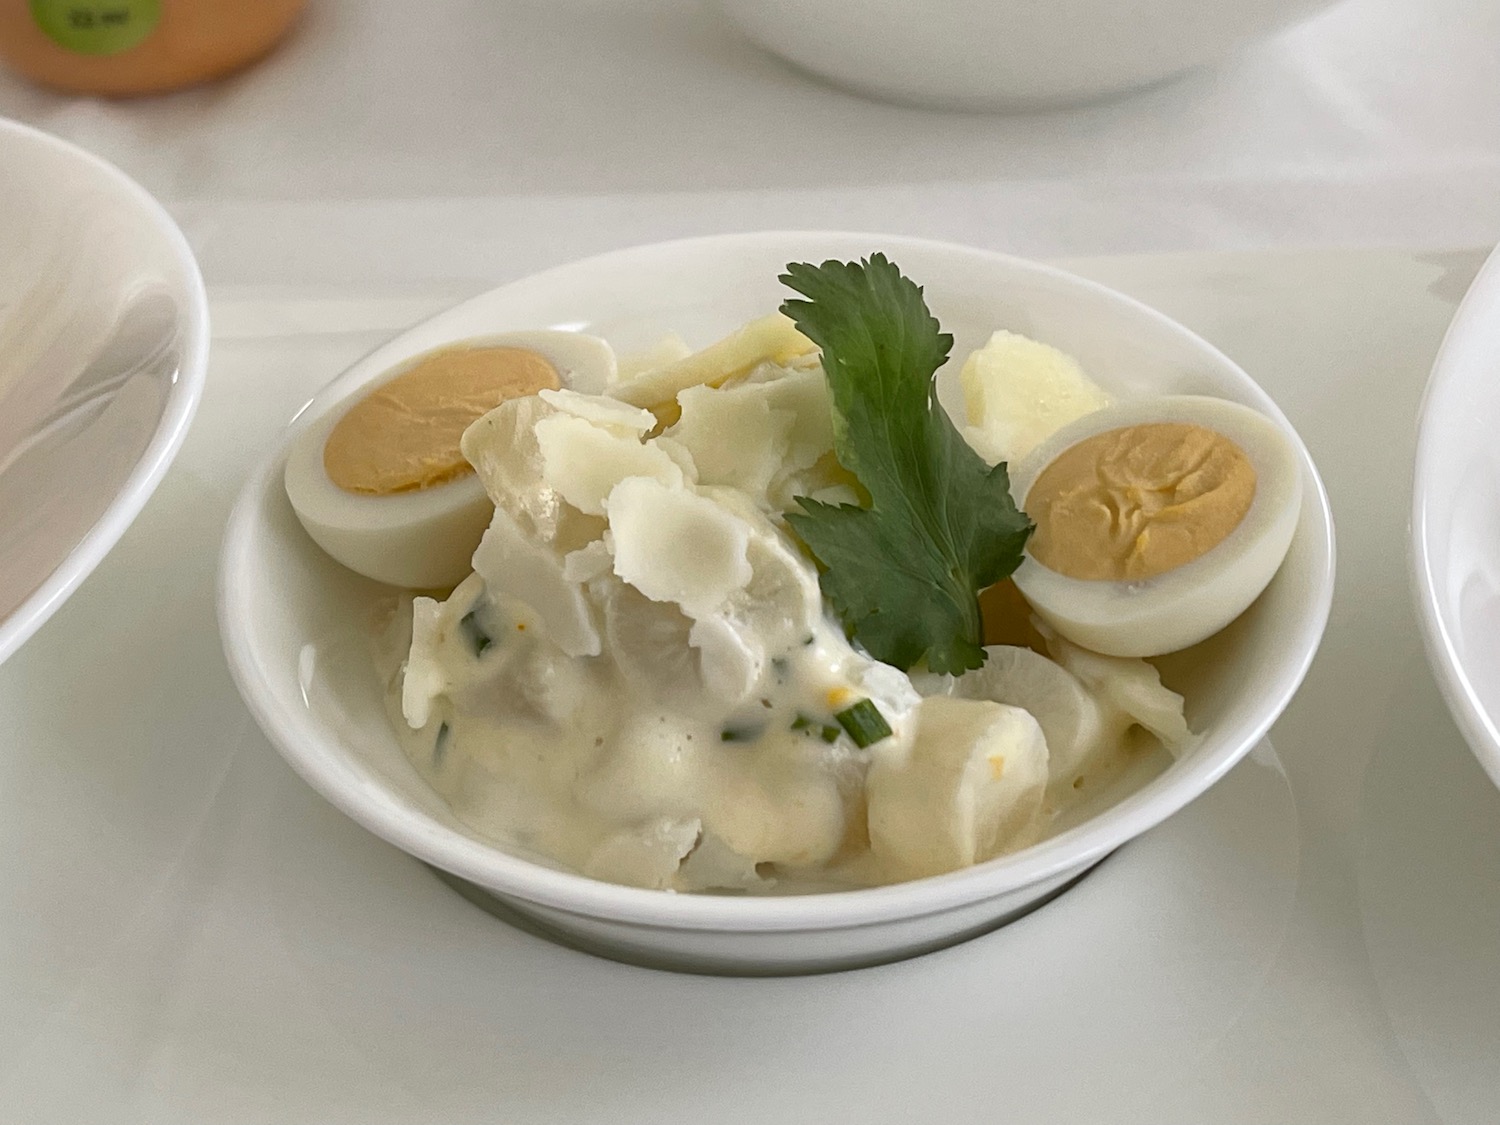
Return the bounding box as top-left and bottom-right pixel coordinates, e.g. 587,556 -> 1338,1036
1412,242 -> 1500,791
219,232 -> 1334,974
713,0 -> 1342,110
0,118 -> 208,668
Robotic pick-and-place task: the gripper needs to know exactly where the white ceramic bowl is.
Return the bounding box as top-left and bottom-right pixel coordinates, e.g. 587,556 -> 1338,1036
1412,243 -> 1500,791
219,232 -> 1334,974
0,118 -> 208,667
713,0 -> 1341,111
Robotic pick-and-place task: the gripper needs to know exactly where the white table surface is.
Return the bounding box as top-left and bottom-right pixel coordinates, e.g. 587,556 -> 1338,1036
3,247 -> 1498,1124
1,0 -> 1498,286
3,4 -> 1500,1117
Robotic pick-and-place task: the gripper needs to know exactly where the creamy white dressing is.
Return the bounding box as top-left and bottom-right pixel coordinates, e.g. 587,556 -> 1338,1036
380,347 -> 1189,892
379,574 -> 922,890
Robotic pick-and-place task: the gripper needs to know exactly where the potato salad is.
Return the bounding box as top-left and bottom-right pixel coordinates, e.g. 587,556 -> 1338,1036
282,255 -> 1300,892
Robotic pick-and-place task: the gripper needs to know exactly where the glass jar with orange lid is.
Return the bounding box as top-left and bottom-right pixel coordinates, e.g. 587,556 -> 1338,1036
0,0 -> 307,96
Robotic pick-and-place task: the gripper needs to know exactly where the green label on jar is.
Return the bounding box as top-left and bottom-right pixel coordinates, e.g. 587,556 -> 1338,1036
30,0 -> 162,56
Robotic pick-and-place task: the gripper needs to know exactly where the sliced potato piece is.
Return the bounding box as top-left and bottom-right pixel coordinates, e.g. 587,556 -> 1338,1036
534,412 -> 687,516
697,484 -> 824,652
867,696 -> 1048,881
699,734 -> 850,868
955,644 -> 1111,783
667,381 -> 794,504
400,573 -> 492,728
601,577 -> 709,704
675,831 -> 771,892
611,313 -> 816,410
614,332 -> 693,382
461,395 -> 566,540
687,615 -> 760,706
960,330 -> 1110,465
583,816 -> 702,890
537,386 -> 656,433
401,595 -> 447,729
472,505 -> 600,657
607,476 -> 753,618
561,539 -> 613,584
1041,626 -> 1192,755
756,363 -> 836,476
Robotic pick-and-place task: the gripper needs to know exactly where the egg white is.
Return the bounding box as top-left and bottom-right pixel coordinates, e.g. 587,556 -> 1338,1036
284,330 -> 616,588
1008,395 -> 1302,658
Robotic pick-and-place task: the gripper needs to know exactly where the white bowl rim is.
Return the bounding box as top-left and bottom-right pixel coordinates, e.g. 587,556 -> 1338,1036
1410,242 -> 1500,789
219,230 -> 1335,932
0,117 -> 209,668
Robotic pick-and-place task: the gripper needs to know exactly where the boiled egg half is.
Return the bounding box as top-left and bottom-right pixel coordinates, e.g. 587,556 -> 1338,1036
1008,395 -> 1302,658
284,331 -> 615,588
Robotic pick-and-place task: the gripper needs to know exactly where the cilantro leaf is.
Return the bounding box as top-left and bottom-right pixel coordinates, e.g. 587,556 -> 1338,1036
779,254 -> 1033,674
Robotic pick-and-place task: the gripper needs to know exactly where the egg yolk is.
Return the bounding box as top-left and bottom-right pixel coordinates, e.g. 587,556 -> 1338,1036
1025,422 -> 1256,582
324,346 -> 561,495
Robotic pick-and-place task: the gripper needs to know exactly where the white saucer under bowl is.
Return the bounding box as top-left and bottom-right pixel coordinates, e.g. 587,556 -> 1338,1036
0,118 -> 209,668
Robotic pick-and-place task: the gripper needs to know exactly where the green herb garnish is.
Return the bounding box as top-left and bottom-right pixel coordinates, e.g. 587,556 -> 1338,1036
834,699 -> 892,748
791,713 -> 842,743
720,723 -> 765,744
780,254 -> 1034,674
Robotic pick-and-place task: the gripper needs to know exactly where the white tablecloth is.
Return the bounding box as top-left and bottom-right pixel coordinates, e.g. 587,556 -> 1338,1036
1,0 -> 1497,285
6,249 -> 1498,1124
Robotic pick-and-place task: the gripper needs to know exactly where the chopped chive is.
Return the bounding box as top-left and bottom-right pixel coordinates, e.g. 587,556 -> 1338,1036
459,610 -> 493,657
791,713 -> 843,743
720,723 -> 764,744
834,699 -> 892,748
433,721 -> 451,765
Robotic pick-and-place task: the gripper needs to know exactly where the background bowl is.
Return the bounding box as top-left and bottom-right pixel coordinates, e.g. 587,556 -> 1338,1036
1411,242 -> 1500,791
712,0 -> 1342,111
219,232 -> 1334,974
0,118 -> 208,668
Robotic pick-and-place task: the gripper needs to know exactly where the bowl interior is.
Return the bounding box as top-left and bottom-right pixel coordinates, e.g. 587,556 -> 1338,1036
1412,243 -> 1500,789
0,121 -> 206,666
221,232 -> 1333,926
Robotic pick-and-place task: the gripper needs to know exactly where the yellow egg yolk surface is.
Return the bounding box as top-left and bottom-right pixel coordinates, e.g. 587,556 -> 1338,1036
1025,422 -> 1256,582
324,346 -> 561,495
